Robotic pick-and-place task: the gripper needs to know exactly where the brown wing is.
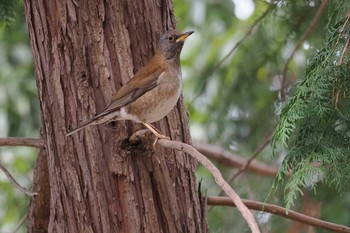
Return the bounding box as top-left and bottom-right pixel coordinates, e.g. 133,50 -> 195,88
66,54 -> 165,136
98,58 -> 165,117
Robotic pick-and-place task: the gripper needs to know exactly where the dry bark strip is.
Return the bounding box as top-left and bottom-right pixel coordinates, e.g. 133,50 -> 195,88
23,1 -> 207,232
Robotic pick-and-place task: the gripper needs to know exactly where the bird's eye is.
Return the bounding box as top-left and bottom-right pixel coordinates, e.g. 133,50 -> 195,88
168,35 -> 175,41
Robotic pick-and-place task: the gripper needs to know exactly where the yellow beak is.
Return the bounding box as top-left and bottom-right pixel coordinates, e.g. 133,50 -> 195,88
176,31 -> 195,42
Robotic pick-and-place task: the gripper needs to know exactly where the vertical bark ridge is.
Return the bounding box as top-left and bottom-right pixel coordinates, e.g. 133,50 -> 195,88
24,0 -> 208,232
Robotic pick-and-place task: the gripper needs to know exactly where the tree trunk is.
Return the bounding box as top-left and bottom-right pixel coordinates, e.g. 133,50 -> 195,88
24,1 -> 207,232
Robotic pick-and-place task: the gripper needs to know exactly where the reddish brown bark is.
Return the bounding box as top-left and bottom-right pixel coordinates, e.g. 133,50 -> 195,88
24,0 -> 207,232
27,144 -> 50,233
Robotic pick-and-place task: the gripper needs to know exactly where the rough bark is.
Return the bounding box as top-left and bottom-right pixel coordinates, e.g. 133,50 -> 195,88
24,0 -> 207,232
27,142 -> 50,233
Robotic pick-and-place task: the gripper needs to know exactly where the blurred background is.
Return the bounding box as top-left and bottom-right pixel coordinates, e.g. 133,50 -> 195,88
0,0 -> 349,232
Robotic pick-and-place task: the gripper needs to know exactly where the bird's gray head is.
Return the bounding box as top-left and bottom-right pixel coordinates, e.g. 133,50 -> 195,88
157,29 -> 194,60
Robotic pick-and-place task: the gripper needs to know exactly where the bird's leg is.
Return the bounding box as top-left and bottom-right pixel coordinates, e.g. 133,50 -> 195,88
142,123 -> 170,147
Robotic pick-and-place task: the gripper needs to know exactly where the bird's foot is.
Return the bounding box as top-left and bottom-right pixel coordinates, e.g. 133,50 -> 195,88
142,123 -> 170,148
152,133 -> 170,148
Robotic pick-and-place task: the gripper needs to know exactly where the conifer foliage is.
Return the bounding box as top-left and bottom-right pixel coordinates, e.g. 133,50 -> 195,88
272,1 -> 350,207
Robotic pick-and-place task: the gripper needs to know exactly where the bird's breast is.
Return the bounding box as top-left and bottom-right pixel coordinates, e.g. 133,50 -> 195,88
126,68 -> 182,123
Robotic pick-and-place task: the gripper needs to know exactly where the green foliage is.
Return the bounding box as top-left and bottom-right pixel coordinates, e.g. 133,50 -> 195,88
0,2 -> 38,233
272,1 -> 350,208
177,0 -> 350,231
0,0 -> 21,25
0,0 -> 349,232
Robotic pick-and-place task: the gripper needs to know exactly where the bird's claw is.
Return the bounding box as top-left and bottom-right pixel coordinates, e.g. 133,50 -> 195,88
152,134 -> 170,148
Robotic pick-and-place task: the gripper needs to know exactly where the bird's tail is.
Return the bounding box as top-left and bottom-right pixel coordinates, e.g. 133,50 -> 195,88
66,117 -> 99,136
66,108 -> 121,136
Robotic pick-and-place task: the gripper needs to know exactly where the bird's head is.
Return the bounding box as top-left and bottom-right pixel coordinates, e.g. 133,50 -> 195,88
157,29 -> 194,60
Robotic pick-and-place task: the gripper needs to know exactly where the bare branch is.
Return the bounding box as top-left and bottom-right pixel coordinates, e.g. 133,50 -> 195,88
214,0 -> 279,71
207,196 -> 350,233
226,127 -> 274,183
280,0 -> 329,101
0,137 -> 44,148
158,139 -> 261,233
191,1 -> 279,103
11,213 -> 28,233
194,142 -> 279,177
0,160 -> 38,197
338,36 -> 350,65
211,127 -> 275,201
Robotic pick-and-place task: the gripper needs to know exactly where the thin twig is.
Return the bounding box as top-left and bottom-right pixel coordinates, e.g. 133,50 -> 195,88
194,142 -> 279,176
338,36 -> 350,65
0,137 -> 45,148
280,0 -> 329,101
207,127 -> 274,212
322,12 -> 350,74
214,1 -> 278,71
332,13 -> 350,54
214,136 -> 271,199
0,160 -> 38,197
207,196 -> 350,233
226,126 -> 275,184
158,139 -> 261,233
11,213 -> 28,233
191,1 -> 278,103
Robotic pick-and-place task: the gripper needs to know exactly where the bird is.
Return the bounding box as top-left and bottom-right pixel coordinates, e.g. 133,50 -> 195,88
66,29 -> 194,141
